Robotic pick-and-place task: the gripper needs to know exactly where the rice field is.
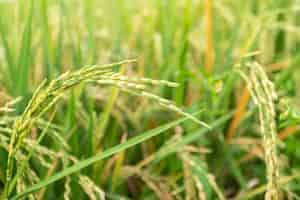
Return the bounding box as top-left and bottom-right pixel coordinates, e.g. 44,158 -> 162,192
0,0 -> 300,199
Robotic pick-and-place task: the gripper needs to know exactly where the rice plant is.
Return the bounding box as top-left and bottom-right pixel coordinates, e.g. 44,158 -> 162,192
237,62 -> 281,200
0,0 -> 300,200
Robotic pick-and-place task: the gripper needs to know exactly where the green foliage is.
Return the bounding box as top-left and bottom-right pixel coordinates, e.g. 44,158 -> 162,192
0,0 -> 299,199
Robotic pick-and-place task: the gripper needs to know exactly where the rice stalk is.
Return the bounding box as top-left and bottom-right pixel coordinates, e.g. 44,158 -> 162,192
236,61 -> 281,200
3,60 -> 134,198
2,59 -> 208,199
194,176 -> 207,200
78,175 -> 105,200
63,176 -> 71,200
180,152 -> 226,200
94,77 -> 209,129
0,97 -> 22,114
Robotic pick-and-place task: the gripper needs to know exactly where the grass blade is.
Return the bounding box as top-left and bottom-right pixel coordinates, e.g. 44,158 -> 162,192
16,0 -> 33,97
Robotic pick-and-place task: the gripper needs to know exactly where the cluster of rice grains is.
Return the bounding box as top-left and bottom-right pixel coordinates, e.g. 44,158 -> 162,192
0,100 -> 106,199
2,60 -> 207,199
237,62 -> 281,200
